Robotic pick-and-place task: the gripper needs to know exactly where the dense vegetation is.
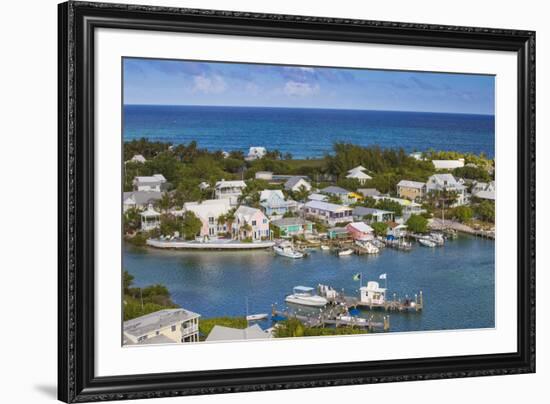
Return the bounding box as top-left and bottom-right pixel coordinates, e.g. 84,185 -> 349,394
123,271 -> 179,321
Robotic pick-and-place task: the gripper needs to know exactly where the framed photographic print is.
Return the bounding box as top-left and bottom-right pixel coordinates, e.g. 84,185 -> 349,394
58,1 -> 535,402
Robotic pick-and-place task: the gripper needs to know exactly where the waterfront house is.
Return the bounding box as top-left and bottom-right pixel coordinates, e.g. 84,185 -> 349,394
348,165 -> 367,173
245,146 -> 267,161
409,151 -> 424,161
259,190 -> 297,217
346,222 -> 374,241
304,200 -> 353,226
233,205 -> 270,240
308,193 -> 328,202
387,222 -> 408,238
352,206 -> 394,223
215,179 -> 247,206
206,324 -> 271,342
255,171 -> 273,180
183,199 -> 232,238
127,154 -> 146,164
426,174 -> 468,206
359,281 -> 386,306
432,159 -> 465,170
471,181 -> 495,201
271,217 -> 314,238
396,180 -> 426,201
123,191 -> 162,212
133,174 -> 167,192
140,204 -> 161,231
284,176 -> 312,193
345,169 -> 372,185
123,308 -> 200,345
327,227 -> 350,240
320,186 -> 355,204
357,188 -> 381,198
373,195 -> 425,220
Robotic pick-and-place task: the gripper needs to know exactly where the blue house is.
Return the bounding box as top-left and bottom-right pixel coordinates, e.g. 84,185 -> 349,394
259,190 -> 297,217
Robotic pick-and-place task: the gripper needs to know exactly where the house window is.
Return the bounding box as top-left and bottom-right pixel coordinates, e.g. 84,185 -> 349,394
252,220 -> 257,226
171,325 -> 176,332
263,219 -> 267,224
208,217 -> 215,224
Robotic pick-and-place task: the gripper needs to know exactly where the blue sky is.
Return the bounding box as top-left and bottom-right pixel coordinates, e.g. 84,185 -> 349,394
123,58 -> 495,115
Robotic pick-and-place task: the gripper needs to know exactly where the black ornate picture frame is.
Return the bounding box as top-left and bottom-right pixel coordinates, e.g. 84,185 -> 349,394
58,1 -> 535,402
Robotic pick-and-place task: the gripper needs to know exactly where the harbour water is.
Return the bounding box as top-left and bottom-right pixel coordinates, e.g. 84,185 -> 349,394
124,235 -> 495,333
123,105 -> 495,159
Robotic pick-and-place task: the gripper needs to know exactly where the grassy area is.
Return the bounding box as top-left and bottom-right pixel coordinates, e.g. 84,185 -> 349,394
198,316 -> 248,338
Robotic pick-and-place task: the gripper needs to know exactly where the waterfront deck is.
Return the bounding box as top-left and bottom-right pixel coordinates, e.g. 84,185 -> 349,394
271,306 -> 389,331
146,238 -> 276,250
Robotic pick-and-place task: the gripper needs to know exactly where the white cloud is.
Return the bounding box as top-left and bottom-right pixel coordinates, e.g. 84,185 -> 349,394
245,82 -> 260,95
283,81 -> 320,97
193,75 -> 226,94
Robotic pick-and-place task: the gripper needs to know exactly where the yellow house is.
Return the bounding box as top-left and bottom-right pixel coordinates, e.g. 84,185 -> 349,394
396,180 -> 426,201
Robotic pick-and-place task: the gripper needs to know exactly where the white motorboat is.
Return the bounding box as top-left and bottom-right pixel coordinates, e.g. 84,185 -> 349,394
355,240 -> 380,254
419,238 -> 437,248
273,242 -> 304,259
320,245 -> 331,251
285,286 -> 328,307
429,232 -> 445,245
246,313 -> 268,321
338,248 -> 354,256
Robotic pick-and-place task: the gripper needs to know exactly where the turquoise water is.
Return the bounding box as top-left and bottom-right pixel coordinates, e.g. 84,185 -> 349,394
123,105 -> 495,158
124,235 -> 494,333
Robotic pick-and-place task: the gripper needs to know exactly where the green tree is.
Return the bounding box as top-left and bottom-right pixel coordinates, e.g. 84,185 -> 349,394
292,185 -> 311,202
123,271 -> 134,294
123,207 -> 142,233
375,199 -> 403,216
182,211 -> 202,240
475,200 -> 495,223
371,221 -> 389,237
406,214 -> 429,234
452,205 -> 473,223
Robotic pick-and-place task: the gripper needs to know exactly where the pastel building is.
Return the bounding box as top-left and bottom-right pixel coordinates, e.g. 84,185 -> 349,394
271,217 -> 314,238
140,204 -> 161,231
259,190 -> 297,217
123,308 -> 200,345
396,180 -> 426,201
233,205 -> 270,240
426,174 -> 468,206
215,180 -> 247,206
303,200 -> 353,226
346,166 -> 372,185
345,222 -> 375,241
183,199 -> 232,238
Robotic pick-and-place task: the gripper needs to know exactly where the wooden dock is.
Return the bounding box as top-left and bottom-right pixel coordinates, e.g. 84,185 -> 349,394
324,289 -> 424,313
271,306 -> 390,331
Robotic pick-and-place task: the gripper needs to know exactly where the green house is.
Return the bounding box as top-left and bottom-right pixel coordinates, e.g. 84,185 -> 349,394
271,218 -> 314,238
327,227 -> 350,240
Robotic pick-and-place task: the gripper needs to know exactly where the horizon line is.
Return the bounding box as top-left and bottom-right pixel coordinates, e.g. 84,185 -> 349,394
123,103 -> 495,117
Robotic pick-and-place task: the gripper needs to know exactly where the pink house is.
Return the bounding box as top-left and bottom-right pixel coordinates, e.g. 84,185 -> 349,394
346,222 -> 374,241
232,206 -> 270,241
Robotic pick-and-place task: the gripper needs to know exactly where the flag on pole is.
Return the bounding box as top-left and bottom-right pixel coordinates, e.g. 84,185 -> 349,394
352,273 -> 362,281
379,273 -> 387,280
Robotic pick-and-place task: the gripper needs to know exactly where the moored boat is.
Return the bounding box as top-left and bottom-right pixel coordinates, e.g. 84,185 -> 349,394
355,240 -> 380,254
338,248 -> 354,256
320,244 -> 331,251
246,313 -> 268,321
419,238 -> 437,248
285,286 -> 328,307
273,241 -> 304,258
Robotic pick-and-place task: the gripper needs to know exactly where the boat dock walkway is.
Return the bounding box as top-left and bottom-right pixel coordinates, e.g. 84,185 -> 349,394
323,289 -> 424,313
271,306 -> 389,331
430,218 -> 495,239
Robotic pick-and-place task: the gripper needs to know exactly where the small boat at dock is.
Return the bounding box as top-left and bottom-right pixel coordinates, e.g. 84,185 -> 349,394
273,241 -> 304,258
355,240 -> 380,254
419,238 -> 437,248
429,232 -> 445,245
338,248 -> 354,256
246,313 -> 268,321
285,286 -> 328,307
320,245 -> 331,251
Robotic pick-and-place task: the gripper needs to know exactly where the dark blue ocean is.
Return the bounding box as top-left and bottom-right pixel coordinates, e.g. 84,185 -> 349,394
123,105 -> 495,158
